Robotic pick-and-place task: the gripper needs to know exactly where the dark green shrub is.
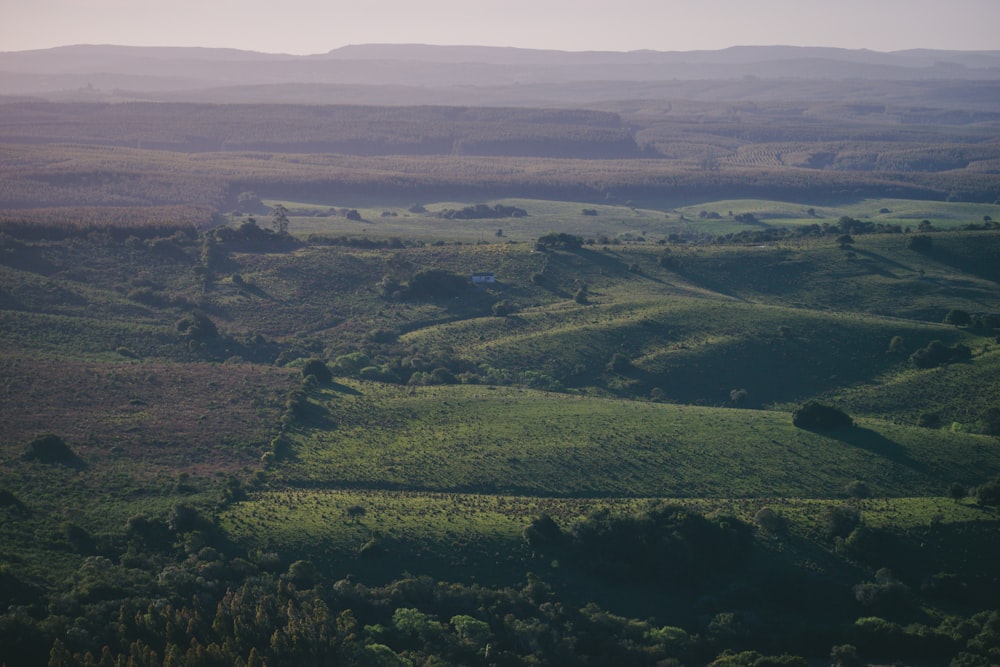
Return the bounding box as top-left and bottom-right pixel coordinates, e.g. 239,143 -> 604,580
359,365 -> 398,383
830,644 -> 863,667
492,300 -> 517,317
568,503 -> 752,583
917,412 -> 942,428
301,358 -> 332,383
287,560 -> 318,588
429,367 -> 457,385
22,434 -> 82,467
753,507 -> 787,534
791,401 -> 853,429
606,352 -> 631,373
404,269 -> 470,299
175,310 -> 218,339
906,234 -> 933,251
909,340 -> 971,368
975,475 -> 1000,506
168,503 -> 213,534
523,514 -> 565,548
536,232 -> 584,249
981,407 -> 1000,436
845,480 -> 872,499
944,309 -> 972,327
822,505 -> 860,539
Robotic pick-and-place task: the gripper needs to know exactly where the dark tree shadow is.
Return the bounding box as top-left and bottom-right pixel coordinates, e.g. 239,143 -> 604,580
327,380 -> 362,396
820,426 -> 927,472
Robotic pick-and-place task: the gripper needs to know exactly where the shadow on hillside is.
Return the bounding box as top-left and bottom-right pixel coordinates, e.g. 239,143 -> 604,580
298,401 -> 335,429
327,380 -> 362,396
848,248 -> 909,278
229,281 -> 279,302
924,244 -> 1000,284
574,247 -> 630,274
825,426 -> 926,472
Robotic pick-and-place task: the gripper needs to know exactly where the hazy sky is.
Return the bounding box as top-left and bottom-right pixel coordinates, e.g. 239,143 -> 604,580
1,0 -> 997,54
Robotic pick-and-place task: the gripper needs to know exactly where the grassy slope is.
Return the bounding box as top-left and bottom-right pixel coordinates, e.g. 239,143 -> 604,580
273,382 -> 1000,498
2,215 -> 999,602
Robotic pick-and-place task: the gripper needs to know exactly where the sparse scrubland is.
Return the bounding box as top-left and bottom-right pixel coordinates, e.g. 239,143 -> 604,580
2,65 -> 1000,665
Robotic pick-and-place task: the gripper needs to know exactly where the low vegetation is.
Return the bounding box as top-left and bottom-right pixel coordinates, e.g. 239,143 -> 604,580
1,93 -> 999,664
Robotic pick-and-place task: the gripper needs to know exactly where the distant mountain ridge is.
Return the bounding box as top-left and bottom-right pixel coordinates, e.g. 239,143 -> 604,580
327,43 -> 1000,68
1,43 -> 998,107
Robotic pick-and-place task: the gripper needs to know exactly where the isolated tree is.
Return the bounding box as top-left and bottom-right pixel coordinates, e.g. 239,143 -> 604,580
753,507 -> 787,534
345,504 -> 367,523
175,310 -> 218,340
792,401 -> 852,429
947,482 -> 966,501
943,308 -> 972,327
271,204 -> 290,235
982,407 -> 1000,436
523,514 -> 564,547
822,505 -> 860,540
906,234 -> 933,251
975,474 -> 1000,505
301,358 -> 332,384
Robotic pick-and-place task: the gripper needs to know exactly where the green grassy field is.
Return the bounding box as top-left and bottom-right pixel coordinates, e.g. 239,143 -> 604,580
264,196 -> 1000,244
270,382 -> 1000,499
676,198 -> 1000,230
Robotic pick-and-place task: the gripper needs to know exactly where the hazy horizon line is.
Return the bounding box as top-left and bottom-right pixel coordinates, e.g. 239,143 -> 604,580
6,41 -> 1000,58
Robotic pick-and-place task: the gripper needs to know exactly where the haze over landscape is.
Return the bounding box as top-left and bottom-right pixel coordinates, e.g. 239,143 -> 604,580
2,2 -> 1000,666
3,0 -> 999,54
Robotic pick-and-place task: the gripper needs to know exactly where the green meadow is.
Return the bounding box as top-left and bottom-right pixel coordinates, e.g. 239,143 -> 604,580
266,196 -> 1000,243
270,382 -> 999,499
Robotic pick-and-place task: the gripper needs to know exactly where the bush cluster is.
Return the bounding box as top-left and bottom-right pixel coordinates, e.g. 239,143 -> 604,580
791,401 -> 853,429
909,340 -> 972,369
